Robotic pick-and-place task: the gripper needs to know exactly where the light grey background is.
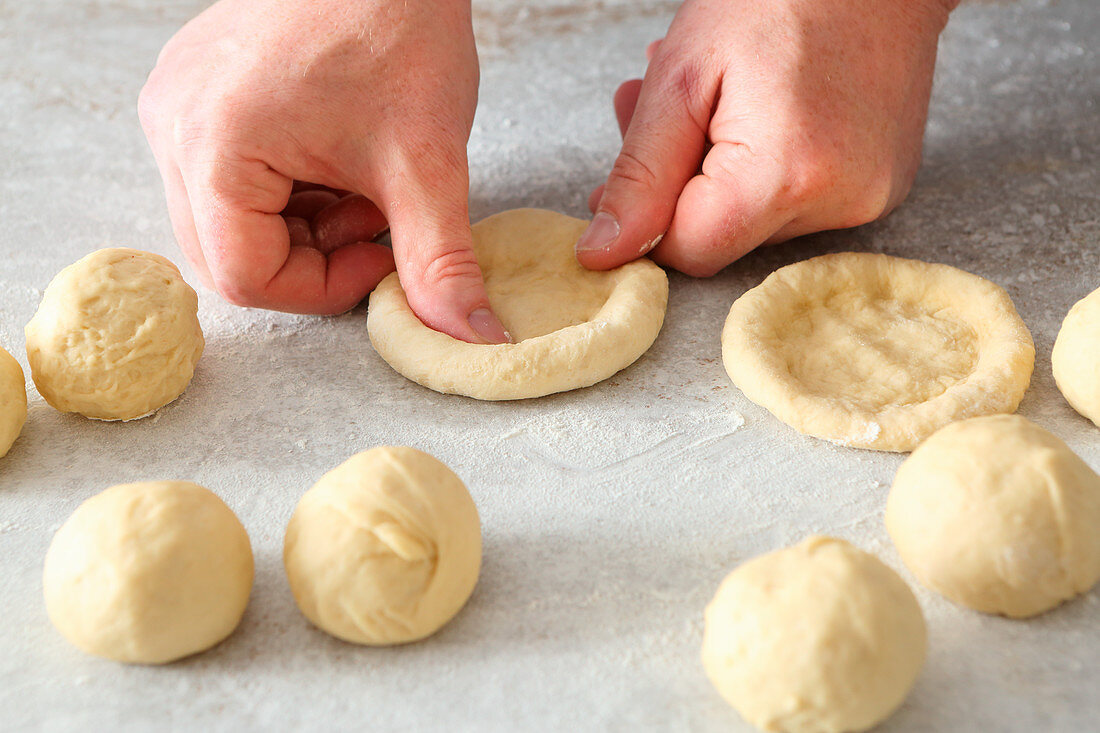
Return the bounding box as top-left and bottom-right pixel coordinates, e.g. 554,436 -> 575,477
1,0 -> 1098,730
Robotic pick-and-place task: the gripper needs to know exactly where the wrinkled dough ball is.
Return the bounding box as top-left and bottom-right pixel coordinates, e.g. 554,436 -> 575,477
886,414 -> 1100,618
1053,287 -> 1100,427
284,446 -> 481,645
25,248 -> 204,420
702,536 -> 926,733
44,481 -> 254,664
0,346 -> 27,457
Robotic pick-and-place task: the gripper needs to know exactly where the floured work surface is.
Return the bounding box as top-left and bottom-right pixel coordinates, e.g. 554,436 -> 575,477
2,0 -> 1099,731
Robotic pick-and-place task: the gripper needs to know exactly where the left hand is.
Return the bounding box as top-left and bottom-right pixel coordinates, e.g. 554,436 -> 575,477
577,0 -> 958,276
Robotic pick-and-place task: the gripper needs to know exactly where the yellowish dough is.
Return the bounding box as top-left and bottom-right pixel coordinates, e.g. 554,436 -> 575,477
886,414 -> 1100,618
722,252 -> 1034,451
0,346 -> 26,457
367,209 -> 668,400
283,446 -> 481,645
43,481 -> 254,664
702,536 -> 926,733
25,248 -> 204,420
1052,286 -> 1100,427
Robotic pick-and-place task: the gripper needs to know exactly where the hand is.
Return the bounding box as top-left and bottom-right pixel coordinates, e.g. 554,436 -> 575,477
139,0 -> 509,343
577,0 -> 958,276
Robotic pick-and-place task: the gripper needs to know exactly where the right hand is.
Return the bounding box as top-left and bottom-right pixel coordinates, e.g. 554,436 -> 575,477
139,0 -> 510,343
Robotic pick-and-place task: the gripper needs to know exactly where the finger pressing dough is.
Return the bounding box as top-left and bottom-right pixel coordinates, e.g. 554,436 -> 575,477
44,481 -> 254,664
283,446 -> 481,645
1052,286 -> 1100,427
886,414 -> 1100,618
0,346 -> 26,457
722,252 -> 1034,451
25,248 -> 204,420
367,209 -> 668,400
702,536 -> 926,733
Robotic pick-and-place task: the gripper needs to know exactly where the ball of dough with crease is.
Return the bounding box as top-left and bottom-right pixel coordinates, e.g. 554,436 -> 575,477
283,446 -> 481,645
25,248 -> 204,420
367,208 -> 668,400
886,414 -> 1100,618
702,536 -> 926,733
0,346 -> 27,457
1053,286 -> 1100,427
722,252 -> 1034,451
43,481 -> 254,664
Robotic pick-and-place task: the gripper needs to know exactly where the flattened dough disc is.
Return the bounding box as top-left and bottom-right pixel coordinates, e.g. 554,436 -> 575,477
367,209 -> 668,400
721,252 -> 1034,451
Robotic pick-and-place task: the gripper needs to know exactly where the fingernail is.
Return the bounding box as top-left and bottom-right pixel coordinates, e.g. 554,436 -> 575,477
468,308 -> 512,345
575,212 -> 621,252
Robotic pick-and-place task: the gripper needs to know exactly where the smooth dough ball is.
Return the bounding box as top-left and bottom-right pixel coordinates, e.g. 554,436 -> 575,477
0,346 -> 27,457
722,252 -> 1034,451
44,481 -> 254,664
886,414 -> 1100,618
1052,287 -> 1100,427
367,208 -> 668,400
702,536 -> 926,733
283,446 -> 481,645
25,248 -> 204,420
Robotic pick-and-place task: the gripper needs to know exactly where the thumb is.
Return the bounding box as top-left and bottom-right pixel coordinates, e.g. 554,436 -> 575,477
576,52 -> 717,270
381,148 -> 510,345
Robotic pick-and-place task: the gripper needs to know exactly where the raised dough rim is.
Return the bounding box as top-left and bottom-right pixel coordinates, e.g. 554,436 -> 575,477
721,252 -> 1035,452
367,210 -> 669,401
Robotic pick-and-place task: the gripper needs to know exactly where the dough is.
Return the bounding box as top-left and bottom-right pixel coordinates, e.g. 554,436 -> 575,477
367,209 -> 668,400
43,481 -> 253,664
886,414 -> 1100,618
1052,286 -> 1100,427
722,252 -> 1034,451
283,446 -> 481,645
25,248 -> 204,420
0,346 -> 26,457
702,536 -> 926,733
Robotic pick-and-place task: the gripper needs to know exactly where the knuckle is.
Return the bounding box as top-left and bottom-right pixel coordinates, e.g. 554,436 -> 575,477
418,246 -> 483,289
608,148 -> 661,193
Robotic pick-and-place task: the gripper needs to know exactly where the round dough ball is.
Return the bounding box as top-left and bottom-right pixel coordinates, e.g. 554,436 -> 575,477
1053,287 -> 1100,427
44,481 -> 254,664
886,414 -> 1100,618
0,346 -> 27,457
25,248 -> 204,420
283,446 -> 481,645
722,252 -> 1034,451
367,208 -> 668,400
702,536 -> 926,733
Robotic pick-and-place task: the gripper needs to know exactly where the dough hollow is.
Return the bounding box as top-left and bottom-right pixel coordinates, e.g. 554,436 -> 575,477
0,346 -> 26,457
367,209 -> 668,400
1052,286 -> 1100,427
283,446 -> 481,645
721,252 -> 1034,451
702,536 -> 926,733
25,248 -> 204,420
43,480 -> 254,664
886,414 -> 1100,618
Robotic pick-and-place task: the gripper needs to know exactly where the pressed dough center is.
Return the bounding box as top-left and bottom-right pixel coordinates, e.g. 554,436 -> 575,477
779,295 -> 979,411
485,268 -> 612,342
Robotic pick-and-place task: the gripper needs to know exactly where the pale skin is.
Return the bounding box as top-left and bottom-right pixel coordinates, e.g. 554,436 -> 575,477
140,0 -> 959,342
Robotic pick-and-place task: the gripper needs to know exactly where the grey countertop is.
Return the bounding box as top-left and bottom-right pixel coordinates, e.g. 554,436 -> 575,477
2,1 -> 1098,730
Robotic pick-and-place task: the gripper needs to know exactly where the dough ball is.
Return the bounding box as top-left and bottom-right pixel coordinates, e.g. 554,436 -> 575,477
722,252 -> 1034,451
1053,287 -> 1100,427
0,346 -> 27,457
702,536 -> 926,733
368,208 -> 668,400
283,446 -> 481,645
25,248 -> 204,420
44,481 -> 254,664
886,414 -> 1100,618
